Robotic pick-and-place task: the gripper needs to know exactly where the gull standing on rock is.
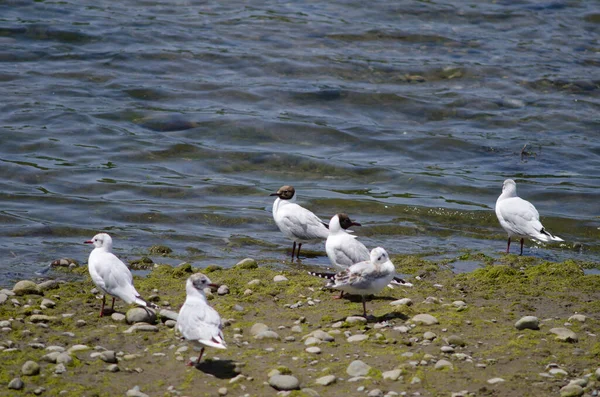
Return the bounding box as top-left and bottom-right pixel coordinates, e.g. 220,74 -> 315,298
85,233 -> 157,317
495,179 -> 564,255
270,185 -> 329,259
177,273 -> 226,365
310,247 -> 410,317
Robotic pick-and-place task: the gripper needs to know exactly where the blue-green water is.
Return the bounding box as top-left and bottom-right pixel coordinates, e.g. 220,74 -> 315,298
1,0 -> 599,285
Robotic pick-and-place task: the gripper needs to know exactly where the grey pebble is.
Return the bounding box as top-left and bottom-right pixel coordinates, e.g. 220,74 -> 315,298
382,369 -> 403,381
346,360 -> 371,377
447,335 -> 466,347
165,320 -> 177,328
218,387 -> 228,396
411,314 -> 439,325
273,275 -> 288,282
41,298 -> 56,308
515,316 -> 540,331
21,360 -> 40,376
126,385 -> 150,397
268,374 -> 300,391
347,334 -> 369,343
0,293 -> 7,305
487,377 -> 505,385
54,363 -> 66,374
42,352 -> 60,363
254,330 -> 280,340
345,316 -> 367,324
111,313 -> 126,323
123,323 -> 159,333
389,298 -> 413,306
435,359 -> 453,370
38,280 -> 62,291
159,309 -> 178,322
100,350 -> 117,363
305,346 -> 321,354
315,375 -> 336,386
217,285 -> 230,295
568,314 -> 586,323
550,327 -> 578,342
56,352 -> 73,365
126,308 -> 157,324
13,280 -> 42,296
8,377 -> 24,390
106,364 -> 120,372
560,384 -> 584,397
368,389 -> 384,397
249,323 -> 269,336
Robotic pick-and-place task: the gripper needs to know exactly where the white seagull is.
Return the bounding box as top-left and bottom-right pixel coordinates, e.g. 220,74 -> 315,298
85,233 -> 157,317
326,213 -> 370,269
495,179 -> 564,255
177,273 -> 227,365
310,247 -> 410,317
270,185 -> 329,259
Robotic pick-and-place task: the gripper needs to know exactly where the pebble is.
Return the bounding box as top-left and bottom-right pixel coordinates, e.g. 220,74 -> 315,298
382,369 -> 403,381
38,280 -> 61,291
441,346 -> 455,353
595,367 -> 600,380
229,374 -> 245,384
568,314 -> 587,323
487,377 -> 505,385
111,313 -> 127,323
423,331 -> 436,340
549,368 -> 568,376
22,360 -> 40,376
447,335 -> 466,347
248,279 -> 261,286
30,314 -> 58,323
411,314 -> 439,325
304,337 -> 320,346
34,387 -> 45,395
269,375 -> 300,391
41,298 -> 56,308
124,323 -> 159,333
346,316 -> 367,324
235,258 -> 258,269
42,352 -> 60,363
54,363 -> 67,374
13,280 -> 42,296
217,285 -> 230,295
368,389 -> 383,397
126,385 -> 150,397
100,350 -> 118,363
305,347 -> 321,354
46,345 -> 65,352
560,384 -> 584,397
394,326 -> 410,333
0,293 -> 7,305
346,360 -> 371,377
347,334 -> 369,343
515,316 -> 540,330
8,377 -> 24,390
390,298 -> 413,306
51,258 -> 78,267
410,376 -> 421,384
165,320 -> 177,328
273,275 -> 288,282
218,387 -> 228,396
159,309 -> 178,322
56,352 -> 73,365
106,364 -> 119,372
126,308 -> 157,324
550,327 -> 578,342
435,359 -> 453,370
315,375 -> 336,386
254,330 -> 281,340
250,323 -> 270,336
306,330 -> 334,342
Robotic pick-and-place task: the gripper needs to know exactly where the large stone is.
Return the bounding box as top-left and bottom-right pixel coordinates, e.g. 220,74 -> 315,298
346,360 -> 371,377
305,330 -> 334,342
515,316 -> 540,330
268,375 -> 300,391
235,258 -> 258,269
13,280 -> 42,296
123,324 -> 159,333
411,314 -> 439,325
21,361 -> 40,376
126,385 -> 150,397
126,307 -> 157,324
159,309 -> 178,322
549,328 -> 578,343
347,334 -> 369,343
30,315 -> 59,323
447,335 -> 466,347
56,353 -> 73,366
100,350 -> 118,363
41,298 -> 56,308
560,384 -> 584,397
568,314 -> 587,323
273,275 -> 288,282
254,330 -> 280,340
0,293 -> 7,305
390,298 -> 413,306
38,280 -> 61,291
315,375 -> 336,386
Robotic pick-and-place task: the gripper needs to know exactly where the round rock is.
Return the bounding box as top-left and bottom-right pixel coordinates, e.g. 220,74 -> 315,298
549,327 -> 578,343
347,334 -> 369,343
56,352 -> 73,366
268,374 -> 300,391
126,308 -> 157,324
8,377 -> 24,390
235,258 -> 258,269
435,359 -> 453,370
273,275 -> 288,282
568,314 -> 587,323
411,314 -> 439,325
560,384 -> 584,397
315,375 -> 336,386
390,298 -> 413,306
305,346 -> 321,354
13,280 -> 42,296
22,360 -> 40,376
515,316 -> 540,330
250,323 -> 269,337
346,360 -> 371,377
254,330 -> 280,340
382,369 -> 403,381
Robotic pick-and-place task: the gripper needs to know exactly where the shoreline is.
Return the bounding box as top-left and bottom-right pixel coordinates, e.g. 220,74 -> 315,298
1,253 -> 599,396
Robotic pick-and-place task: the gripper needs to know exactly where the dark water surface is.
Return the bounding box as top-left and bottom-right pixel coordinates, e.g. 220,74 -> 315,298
1,0 -> 599,286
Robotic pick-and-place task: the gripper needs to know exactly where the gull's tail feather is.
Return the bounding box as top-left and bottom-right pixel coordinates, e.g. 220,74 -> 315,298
134,296 -> 159,309
202,334 -> 227,349
387,277 -> 413,289
537,227 -> 564,243
308,271 -> 335,280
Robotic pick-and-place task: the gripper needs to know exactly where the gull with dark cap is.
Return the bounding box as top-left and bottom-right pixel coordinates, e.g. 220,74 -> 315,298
177,273 -> 226,366
495,179 -> 564,255
270,185 -> 329,259
85,233 -> 157,317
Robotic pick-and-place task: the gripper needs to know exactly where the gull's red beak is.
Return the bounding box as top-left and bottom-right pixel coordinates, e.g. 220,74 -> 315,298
84,240 -> 93,244
208,283 -> 220,289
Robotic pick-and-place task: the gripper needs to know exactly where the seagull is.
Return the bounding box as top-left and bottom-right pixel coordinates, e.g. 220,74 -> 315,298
270,185 -> 329,259
177,273 -> 227,365
309,247 -> 411,317
495,179 -> 564,255
85,233 -> 157,317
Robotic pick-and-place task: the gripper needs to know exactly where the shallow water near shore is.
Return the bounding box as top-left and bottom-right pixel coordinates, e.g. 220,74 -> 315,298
1,0 -> 600,285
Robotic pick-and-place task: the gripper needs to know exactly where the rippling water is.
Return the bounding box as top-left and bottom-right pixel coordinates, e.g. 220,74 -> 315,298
1,0 -> 599,286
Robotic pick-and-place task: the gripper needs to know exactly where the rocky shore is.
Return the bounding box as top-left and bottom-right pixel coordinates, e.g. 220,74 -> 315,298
1,252 -> 599,397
